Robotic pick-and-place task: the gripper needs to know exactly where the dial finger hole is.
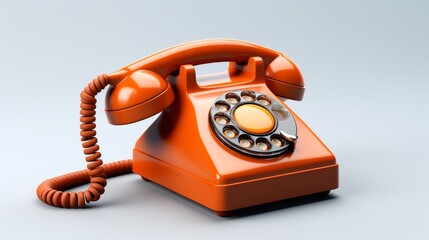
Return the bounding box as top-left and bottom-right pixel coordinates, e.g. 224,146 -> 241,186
240,91 -> 256,102
215,101 -> 230,112
223,126 -> 238,138
226,93 -> 240,104
257,95 -> 271,106
256,138 -> 271,151
270,134 -> 286,147
238,135 -> 254,148
214,113 -> 230,125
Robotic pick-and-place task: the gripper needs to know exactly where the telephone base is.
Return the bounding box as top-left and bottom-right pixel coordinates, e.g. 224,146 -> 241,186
133,149 -> 338,215
214,190 -> 331,217
131,73 -> 338,215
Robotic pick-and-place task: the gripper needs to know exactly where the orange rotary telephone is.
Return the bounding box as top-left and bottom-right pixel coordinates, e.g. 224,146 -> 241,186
37,39 -> 338,216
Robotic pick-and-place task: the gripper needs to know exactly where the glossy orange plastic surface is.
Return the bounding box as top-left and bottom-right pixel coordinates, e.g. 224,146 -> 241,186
105,39 -> 305,125
119,46 -> 339,213
105,70 -> 175,125
233,104 -> 275,134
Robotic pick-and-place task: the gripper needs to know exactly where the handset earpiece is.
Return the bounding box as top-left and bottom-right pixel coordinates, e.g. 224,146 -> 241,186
264,55 -> 305,101
105,70 -> 175,125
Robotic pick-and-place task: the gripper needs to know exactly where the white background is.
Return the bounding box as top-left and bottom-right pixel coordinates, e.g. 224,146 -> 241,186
1,0 -> 428,239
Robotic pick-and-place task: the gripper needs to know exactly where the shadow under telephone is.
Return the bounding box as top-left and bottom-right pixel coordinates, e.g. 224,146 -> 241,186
37,39 -> 338,216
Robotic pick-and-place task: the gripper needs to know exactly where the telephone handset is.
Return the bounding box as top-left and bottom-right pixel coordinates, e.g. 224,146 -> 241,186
37,39 -> 338,215
104,40 -> 305,125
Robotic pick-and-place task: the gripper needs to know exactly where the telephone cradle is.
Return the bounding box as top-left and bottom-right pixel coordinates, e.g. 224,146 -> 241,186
37,39 -> 338,216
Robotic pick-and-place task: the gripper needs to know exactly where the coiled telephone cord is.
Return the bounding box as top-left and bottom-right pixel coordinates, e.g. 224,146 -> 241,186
37,74 -> 133,208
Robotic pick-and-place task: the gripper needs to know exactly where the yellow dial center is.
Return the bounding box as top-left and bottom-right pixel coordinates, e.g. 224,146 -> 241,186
233,104 -> 275,134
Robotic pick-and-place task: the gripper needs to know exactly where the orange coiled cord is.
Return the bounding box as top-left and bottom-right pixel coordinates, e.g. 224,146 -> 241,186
37,74 -> 133,208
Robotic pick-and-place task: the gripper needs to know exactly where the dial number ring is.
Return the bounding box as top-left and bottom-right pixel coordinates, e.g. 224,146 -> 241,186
209,90 -> 297,158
